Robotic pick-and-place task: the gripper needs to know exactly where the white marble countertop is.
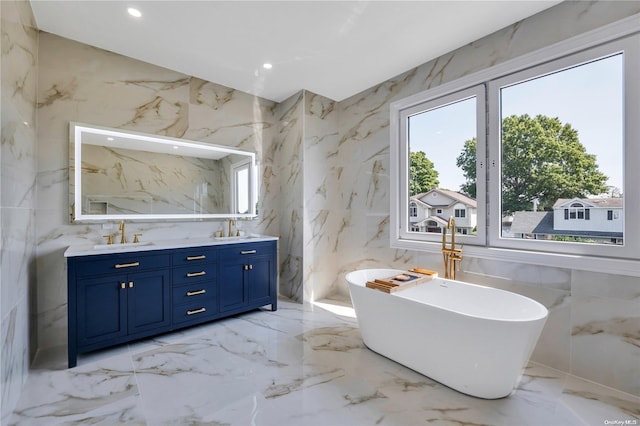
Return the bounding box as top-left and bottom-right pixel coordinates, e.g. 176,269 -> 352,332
64,235 -> 278,257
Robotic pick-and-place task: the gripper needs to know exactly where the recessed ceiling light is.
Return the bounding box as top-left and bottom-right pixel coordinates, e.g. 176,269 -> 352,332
262,63 -> 273,70
127,7 -> 142,18
107,137 -> 114,141
173,146 -> 179,149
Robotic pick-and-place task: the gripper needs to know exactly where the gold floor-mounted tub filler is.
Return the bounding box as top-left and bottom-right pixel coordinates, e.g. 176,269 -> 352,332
442,217 -> 462,279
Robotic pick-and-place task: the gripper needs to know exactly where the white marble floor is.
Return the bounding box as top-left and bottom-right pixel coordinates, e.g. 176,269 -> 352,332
9,297 -> 640,425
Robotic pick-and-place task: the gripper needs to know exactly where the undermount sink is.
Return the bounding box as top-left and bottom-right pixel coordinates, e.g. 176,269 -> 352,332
213,235 -> 259,241
93,241 -> 154,250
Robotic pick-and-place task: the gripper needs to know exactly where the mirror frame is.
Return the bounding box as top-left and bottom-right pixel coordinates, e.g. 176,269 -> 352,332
70,122 -> 258,222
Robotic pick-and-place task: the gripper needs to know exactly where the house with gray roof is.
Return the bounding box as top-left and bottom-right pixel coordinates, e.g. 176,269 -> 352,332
409,189 -> 477,235
510,197 -> 623,243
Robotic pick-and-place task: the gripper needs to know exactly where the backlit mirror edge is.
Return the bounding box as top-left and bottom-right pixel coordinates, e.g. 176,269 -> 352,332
70,122 -> 259,223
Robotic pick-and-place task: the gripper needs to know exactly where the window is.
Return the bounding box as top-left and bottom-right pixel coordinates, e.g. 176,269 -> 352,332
494,52 -> 622,246
391,21 -> 640,269
231,160 -> 253,215
570,204 -> 584,220
566,205 -> 591,220
395,85 -> 486,246
410,203 -> 417,217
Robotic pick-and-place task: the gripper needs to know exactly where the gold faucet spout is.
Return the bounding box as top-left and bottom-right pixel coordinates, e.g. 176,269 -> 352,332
119,220 -> 126,244
228,219 -> 236,237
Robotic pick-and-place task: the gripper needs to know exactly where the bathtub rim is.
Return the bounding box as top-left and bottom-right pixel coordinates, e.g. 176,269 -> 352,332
346,268 -> 549,323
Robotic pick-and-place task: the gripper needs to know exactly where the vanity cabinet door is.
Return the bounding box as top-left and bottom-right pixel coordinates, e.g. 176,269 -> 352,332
77,275 -> 127,347
77,269 -> 170,346
72,251 -> 171,366
218,258 -> 248,312
247,255 -> 274,307
127,269 -> 170,335
218,241 -> 277,313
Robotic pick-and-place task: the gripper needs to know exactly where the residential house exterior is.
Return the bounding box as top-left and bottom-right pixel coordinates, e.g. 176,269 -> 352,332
409,189 -> 477,235
510,197 -> 623,243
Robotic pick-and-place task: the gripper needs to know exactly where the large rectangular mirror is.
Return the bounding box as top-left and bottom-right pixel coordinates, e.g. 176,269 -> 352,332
70,122 -> 258,222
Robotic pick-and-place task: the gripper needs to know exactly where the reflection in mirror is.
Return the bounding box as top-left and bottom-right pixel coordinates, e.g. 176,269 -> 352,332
70,123 -> 257,222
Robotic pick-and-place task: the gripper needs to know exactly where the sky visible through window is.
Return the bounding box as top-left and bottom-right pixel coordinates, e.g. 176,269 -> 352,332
409,54 -> 623,194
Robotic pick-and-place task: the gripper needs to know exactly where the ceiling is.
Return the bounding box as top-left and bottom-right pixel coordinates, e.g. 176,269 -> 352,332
29,1 -> 562,103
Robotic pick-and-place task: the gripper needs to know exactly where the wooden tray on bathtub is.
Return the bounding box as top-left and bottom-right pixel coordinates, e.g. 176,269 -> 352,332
365,268 -> 437,293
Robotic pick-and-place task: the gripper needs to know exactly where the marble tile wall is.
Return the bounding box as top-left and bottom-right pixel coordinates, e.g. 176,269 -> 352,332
303,91 -> 340,302
274,89 -> 344,303
274,92 -> 303,301
36,33 -> 279,351
0,0 -> 38,421
331,1 -> 640,396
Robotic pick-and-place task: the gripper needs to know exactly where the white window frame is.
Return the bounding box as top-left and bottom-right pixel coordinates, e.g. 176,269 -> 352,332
487,36 -> 638,260
395,85 -> 487,247
230,159 -> 254,215
390,15 -> 640,276
565,204 -> 588,220
409,202 -> 418,217
454,208 -> 466,219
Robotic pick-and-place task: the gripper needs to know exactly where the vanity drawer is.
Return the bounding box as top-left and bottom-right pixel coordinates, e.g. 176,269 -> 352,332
172,248 -> 217,266
172,298 -> 218,324
172,264 -> 217,285
218,241 -> 275,260
172,281 -> 216,306
74,252 -> 170,278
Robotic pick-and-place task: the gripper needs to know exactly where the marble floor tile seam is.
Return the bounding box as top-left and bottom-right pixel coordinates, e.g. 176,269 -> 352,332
527,360 -> 640,403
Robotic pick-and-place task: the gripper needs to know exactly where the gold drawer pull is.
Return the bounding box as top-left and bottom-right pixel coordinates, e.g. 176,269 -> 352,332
187,307 -> 206,315
186,289 -> 206,297
186,255 -> 206,261
240,250 -> 257,255
115,261 -> 140,269
186,271 -> 206,277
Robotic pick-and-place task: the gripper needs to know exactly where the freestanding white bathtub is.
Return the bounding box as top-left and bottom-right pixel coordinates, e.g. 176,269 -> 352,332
346,269 -> 548,399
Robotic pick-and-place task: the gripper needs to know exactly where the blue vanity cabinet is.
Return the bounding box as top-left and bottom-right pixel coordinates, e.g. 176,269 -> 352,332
67,238 -> 277,368
219,241 -> 277,314
68,251 -> 171,368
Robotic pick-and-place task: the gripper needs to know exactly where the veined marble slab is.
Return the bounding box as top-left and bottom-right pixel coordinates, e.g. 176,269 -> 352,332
64,234 -> 278,257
